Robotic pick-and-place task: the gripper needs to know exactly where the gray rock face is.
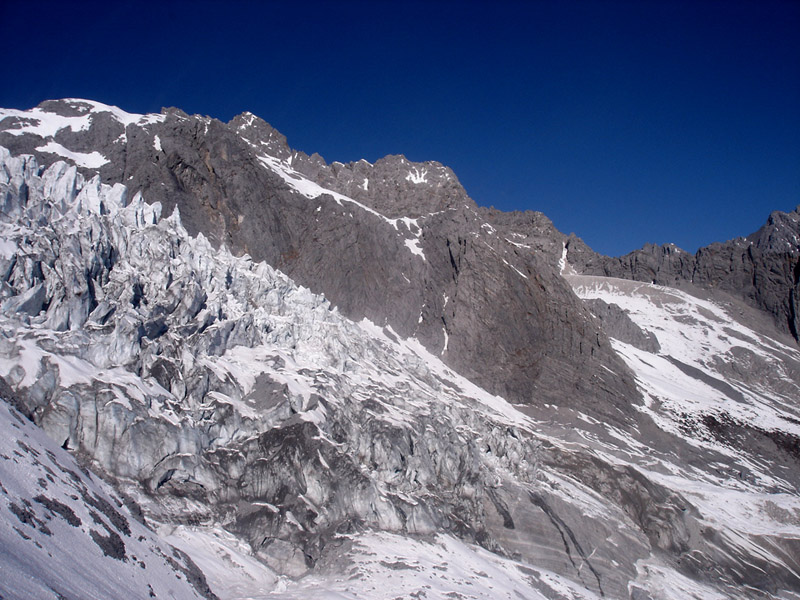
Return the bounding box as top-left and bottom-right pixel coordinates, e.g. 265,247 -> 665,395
584,298 -> 661,353
566,208 -> 800,341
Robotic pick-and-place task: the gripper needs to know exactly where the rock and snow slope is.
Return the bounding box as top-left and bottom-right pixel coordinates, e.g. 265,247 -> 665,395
0,147 -> 556,596
571,276 -> 800,442
566,208 -> 800,343
569,275 -> 800,595
0,400 -> 215,600
0,99 -> 798,599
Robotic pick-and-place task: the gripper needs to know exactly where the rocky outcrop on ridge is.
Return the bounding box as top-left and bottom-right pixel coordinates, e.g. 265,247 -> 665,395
566,208 -> 800,342
583,298 -> 661,353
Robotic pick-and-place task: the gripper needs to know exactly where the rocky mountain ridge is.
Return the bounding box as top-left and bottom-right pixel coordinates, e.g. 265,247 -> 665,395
0,99 -> 799,599
565,208 -> 800,343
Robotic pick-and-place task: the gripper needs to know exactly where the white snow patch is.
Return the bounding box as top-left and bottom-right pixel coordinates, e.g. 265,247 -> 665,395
405,167 -> 428,184
153,134 -> 162,152
0,108 -> 91,138
161,525 -> 280,599
392,216 -> 420,234
506,238 -> 532,249
633,559 -> 729,600
0,236 -> 17,259
558,242 -> 577,275
257,154 -> 347,207
60,98 -> 159,127
35,142 -> 109,169
0,100 -> 164,141
404,238 -> 425,260
264,531 -> 596,600
502,258 -> 528,279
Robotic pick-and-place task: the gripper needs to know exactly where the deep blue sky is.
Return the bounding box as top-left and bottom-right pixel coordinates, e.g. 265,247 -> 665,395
1,0 -> 798,256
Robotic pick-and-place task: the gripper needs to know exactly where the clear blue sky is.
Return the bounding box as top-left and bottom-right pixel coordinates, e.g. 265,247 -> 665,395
1,0 -> 798,256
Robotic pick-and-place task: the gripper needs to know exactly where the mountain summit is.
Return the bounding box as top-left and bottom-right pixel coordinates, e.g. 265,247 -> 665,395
0,99 -> 799,599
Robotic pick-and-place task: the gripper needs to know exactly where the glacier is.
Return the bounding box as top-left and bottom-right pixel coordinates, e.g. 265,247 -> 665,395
0,98 -> 799,599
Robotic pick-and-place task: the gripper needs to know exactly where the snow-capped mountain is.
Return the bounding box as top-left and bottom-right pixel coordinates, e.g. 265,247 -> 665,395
0,99 -> 798,599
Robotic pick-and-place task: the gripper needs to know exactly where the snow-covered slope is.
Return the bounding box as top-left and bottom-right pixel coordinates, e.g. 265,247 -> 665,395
570,275 -> 800,440
568,274 -> 800,597
0,400 -> 215,600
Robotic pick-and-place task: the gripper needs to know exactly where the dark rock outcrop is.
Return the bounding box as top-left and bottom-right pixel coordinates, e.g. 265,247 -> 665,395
584,298 -> 661,353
